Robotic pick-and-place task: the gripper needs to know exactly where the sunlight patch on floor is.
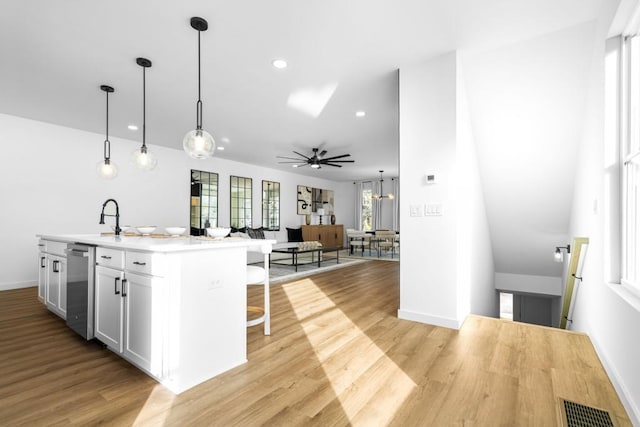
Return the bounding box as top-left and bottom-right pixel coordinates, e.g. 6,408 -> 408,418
133,384 -> 176,425
281,279 -> 416,423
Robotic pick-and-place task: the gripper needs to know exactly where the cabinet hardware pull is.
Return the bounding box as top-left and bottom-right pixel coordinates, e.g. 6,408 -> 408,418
114,277 -> 120,295
41,257 -> 46,268
52,260 -> 59,273
122,279 -> 128,297
133,261 -> 146,266
101,255 -> 112,260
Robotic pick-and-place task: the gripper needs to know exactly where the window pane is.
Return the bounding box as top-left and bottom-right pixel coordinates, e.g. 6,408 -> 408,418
362,188 -> 372,231
190,170 -> 218,235
262,180 -> 280,230
231,175 -> 252,229
623,35 -> 640,290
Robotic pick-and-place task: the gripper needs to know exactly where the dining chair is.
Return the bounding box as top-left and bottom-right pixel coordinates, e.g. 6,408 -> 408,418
374,230 -> 399,258
346,229 -> 371,256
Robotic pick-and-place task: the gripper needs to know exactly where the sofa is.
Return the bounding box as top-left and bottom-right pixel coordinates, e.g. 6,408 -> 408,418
232,227 -> 306,265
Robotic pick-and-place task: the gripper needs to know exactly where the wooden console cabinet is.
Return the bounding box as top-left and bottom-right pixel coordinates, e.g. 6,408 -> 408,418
302,224 -> 344,248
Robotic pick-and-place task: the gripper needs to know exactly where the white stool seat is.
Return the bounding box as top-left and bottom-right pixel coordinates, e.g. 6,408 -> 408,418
247,265 -> 266,285
246,257 -> 270,335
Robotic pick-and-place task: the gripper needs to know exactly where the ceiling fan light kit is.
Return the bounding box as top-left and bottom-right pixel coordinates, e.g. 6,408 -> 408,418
183,16 -> 216,160
131,57 -> 157,171
277,147 -> 354,169
97,85 -> 118,180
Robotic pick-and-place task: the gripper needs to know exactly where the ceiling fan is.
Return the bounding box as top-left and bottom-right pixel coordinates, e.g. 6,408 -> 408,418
277,147 -> 354,169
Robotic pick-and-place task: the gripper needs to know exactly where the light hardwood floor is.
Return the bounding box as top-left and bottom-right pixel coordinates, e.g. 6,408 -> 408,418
0,261 -> 631,426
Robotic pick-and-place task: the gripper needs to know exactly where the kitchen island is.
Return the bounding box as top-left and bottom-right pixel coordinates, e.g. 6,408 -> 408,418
37,233 -> 274,394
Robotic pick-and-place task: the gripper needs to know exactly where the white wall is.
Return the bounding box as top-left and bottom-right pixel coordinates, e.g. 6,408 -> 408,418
0,113 -> 351,289
495,272 -> 562,296
456,58 -> 497,318
398,52 -> 460,328
565,21 -> 640,424
398,51 -> 496,328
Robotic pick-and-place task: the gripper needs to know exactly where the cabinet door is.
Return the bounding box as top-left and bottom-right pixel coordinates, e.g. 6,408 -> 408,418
334,225 -> 344,247
57,256 -> 67,317
123,272 -> 161,375
38,253 -> 47,302
320,226 -> 337,247
95,266 -> 124,352
46,256 -> 59,309
301,225 -> 317,242
46,255 -> 66,317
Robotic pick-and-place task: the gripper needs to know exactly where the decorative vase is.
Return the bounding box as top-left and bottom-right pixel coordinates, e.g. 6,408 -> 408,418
305,214 -> 311,225
330,214 -> 336,225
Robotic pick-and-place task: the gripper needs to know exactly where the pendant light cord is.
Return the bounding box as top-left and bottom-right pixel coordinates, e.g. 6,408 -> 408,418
196,28 -> 203,130
142,65 -> 147,150
104,90 -> 110,161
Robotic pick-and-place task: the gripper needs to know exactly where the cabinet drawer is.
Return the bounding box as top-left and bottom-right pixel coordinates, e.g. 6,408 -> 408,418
46,240 -> 67,257
126,251 -> 165,277
96,247 -> 125,270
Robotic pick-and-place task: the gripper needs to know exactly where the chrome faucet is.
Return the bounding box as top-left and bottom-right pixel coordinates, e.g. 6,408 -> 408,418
99,198 -> 121,236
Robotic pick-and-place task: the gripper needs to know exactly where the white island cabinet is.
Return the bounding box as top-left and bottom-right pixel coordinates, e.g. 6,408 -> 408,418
94,247 -> 165,377
37,239 -> 67,318
36,234 -> 273,394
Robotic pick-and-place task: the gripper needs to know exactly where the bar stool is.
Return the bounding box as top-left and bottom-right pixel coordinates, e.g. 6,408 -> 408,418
246,251 -> 270,335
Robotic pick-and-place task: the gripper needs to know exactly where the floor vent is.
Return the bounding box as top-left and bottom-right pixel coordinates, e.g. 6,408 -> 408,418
560,399 -> 615,427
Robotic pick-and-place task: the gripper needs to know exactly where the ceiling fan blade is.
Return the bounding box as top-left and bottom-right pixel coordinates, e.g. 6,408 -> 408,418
320,159 -> 354,163
277,156 -> 304,161
278,161 -> 306,164
318,150 -> 327,158
324,163 -> 343,167
293,151 -> 311,160
321,154 -> 351,161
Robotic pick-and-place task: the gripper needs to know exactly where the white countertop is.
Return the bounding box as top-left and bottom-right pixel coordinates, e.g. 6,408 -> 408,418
37,234 -> 275,253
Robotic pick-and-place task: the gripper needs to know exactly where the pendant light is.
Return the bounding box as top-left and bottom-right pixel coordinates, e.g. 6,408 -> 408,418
97,85 -> 118,179
131,57 -> 157,170
373,170 -> 394,200
183,17 -> 216,159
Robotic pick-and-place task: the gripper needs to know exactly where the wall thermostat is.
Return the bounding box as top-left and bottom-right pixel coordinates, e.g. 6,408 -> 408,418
425,173 -> 438,185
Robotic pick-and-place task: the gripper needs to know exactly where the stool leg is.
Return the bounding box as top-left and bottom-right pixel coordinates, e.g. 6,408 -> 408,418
263,253 -> 270,335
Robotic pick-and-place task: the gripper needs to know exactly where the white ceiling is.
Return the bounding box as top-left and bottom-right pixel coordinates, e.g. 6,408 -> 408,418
0,0 -> 615,278
0,0 -> 607,183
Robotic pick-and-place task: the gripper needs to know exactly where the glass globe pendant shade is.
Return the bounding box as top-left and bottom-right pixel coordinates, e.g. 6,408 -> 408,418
131,146 -> 157,171
97,159 -> 118,179
183,128 -> 215,159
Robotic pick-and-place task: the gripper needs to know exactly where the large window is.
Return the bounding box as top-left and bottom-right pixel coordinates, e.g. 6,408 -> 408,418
262,180 -> 280,230
361,188 -> 373,231
190,170 -> 218,236
230,175 -> 252,229
623,34 -> 640,292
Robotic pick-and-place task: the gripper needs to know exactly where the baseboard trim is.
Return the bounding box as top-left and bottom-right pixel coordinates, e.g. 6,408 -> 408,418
589,332 -> 640,426
397,309 -> 462,330
0,281 -> 36,292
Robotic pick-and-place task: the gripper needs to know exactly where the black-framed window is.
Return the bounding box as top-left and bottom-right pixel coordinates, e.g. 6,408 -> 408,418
262,180 -> 280,230
190,170 -> 218,235
230,175 -> 252,229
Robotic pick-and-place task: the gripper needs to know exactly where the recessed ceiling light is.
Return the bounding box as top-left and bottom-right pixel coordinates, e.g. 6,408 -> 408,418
128,124 -> 139,130
272,59 -> 287,69
217,146 -> 225,151
355,111 -> 366,117
292,164 -> 298,168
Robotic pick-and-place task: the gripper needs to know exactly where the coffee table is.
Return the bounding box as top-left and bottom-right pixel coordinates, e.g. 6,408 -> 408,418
270,245 -> 340,272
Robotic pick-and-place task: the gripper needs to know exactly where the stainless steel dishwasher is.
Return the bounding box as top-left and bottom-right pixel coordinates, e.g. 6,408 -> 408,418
66,243 -> 96,339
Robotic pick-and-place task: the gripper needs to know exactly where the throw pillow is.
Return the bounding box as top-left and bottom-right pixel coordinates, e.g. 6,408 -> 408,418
247,227 -> 265,239
286,227 -> 303,242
